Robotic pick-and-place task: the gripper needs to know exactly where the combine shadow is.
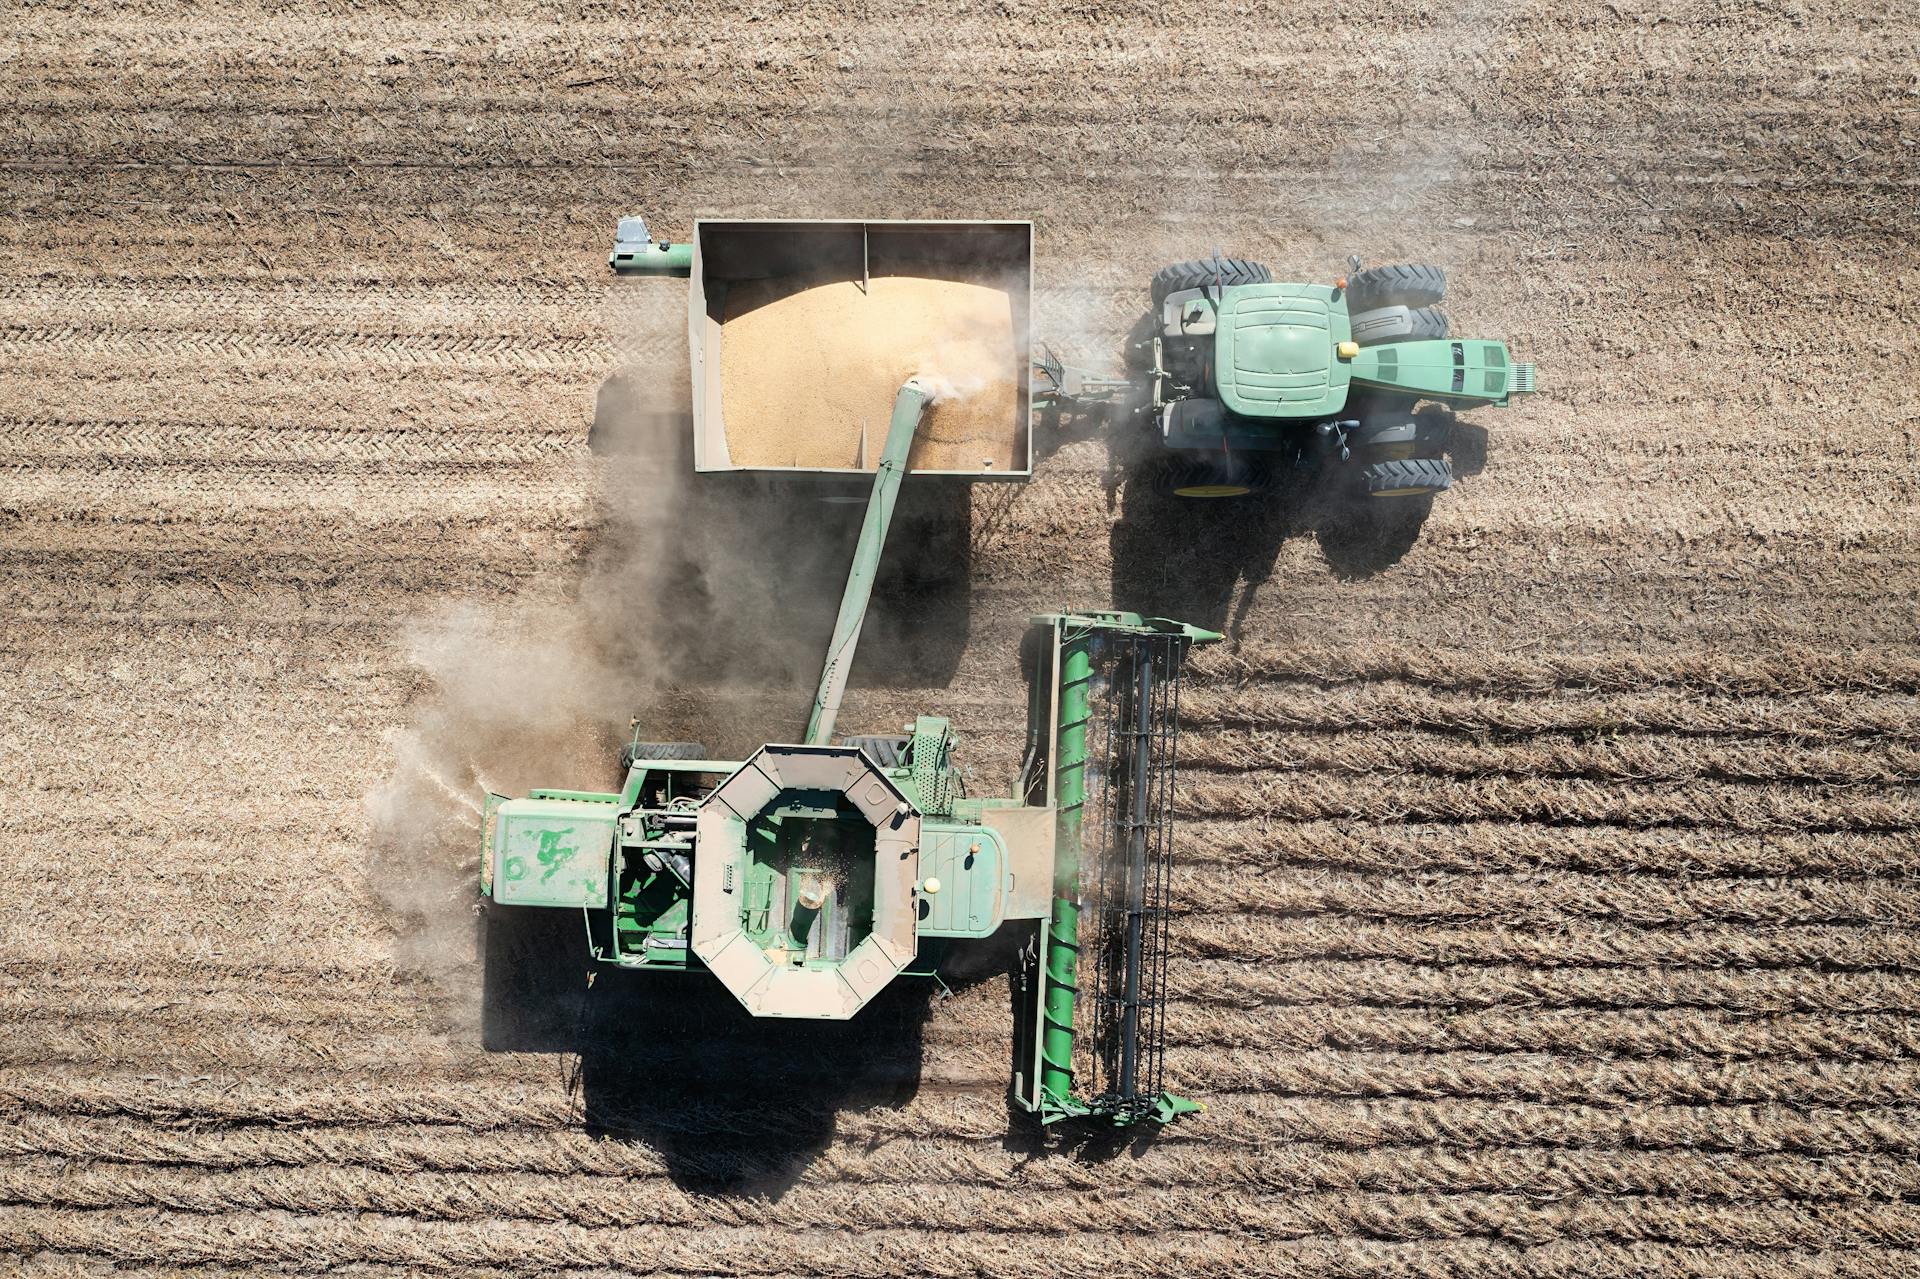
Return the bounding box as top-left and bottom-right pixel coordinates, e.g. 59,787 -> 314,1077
570,969 -> 935,1194
481,901 -> 937,1193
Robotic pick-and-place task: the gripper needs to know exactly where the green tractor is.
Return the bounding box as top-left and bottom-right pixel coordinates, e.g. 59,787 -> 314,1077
1034,256 -> 1537,500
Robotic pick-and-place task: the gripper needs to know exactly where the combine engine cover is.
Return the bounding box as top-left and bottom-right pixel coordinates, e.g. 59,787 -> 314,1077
484,794 -> 617,909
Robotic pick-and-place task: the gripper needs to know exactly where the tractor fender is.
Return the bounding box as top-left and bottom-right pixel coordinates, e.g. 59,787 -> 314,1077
1158,288 -> 1217,337
1348,416 -> 1418,448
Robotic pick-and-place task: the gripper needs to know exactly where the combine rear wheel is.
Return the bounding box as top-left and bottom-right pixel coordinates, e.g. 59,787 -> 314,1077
619,741 -> 709,769
1150,258 -> 1273,307
1346,263 -> 1447,311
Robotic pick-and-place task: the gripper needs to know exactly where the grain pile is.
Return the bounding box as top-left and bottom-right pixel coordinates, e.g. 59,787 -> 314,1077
719,272 -> 1021,472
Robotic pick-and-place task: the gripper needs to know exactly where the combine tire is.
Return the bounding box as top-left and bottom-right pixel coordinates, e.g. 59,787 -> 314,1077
840,734 -> 909,768
1360,457 -> 1452,498
619,741 -> 709,769
1347,263 -> 1446,311
1151,258 -> 1272,307
1153,455 -> 1268,499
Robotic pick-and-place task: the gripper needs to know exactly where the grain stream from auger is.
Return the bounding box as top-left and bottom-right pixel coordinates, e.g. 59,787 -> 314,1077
1,0 -> 1917,1275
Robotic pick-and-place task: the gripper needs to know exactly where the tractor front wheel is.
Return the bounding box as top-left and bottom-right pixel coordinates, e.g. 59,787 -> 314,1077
1151,258 -> 1273,308
1346,263 -> 1447,311
1352,304 -> 1449,347
1153,454 -> 1268,499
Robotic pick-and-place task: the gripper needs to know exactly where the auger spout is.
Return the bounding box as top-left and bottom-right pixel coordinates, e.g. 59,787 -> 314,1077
804,378 -> 933,746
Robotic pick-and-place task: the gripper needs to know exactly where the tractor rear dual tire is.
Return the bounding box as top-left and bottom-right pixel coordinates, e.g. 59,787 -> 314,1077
619,741 -> 709,769
1151,258 -> 1273,307
1153,454 -> 1269,500
1347,263 -> 1447,312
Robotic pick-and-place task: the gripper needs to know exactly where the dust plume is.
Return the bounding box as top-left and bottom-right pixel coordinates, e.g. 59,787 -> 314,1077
363,601 -> 625,1026
363,330 -> 866,1017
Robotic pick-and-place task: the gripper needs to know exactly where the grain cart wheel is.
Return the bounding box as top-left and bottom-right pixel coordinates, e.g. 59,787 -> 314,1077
619,741 -> 709,769
1360,456 -> 1453,498
1153,454 -> 1269,499
839,734 -> 910,768
1151,258 -> 1273,307
1346,263 -> 1447,311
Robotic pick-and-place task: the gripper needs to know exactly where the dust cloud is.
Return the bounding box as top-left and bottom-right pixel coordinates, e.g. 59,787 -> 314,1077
363,601 -> 624,1026
362,346 -> 864,1019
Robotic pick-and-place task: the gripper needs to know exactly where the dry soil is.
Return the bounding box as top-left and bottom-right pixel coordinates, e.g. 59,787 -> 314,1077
2,1 -> 1918,1276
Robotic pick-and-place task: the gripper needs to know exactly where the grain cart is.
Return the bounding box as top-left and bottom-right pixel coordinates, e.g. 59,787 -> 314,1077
484,222 -> 1222,1124
1031,255 -> 1538,499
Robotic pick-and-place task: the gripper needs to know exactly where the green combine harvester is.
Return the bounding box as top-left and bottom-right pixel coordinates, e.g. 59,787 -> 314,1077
485,379 -> 1214,1124
486,218 -> 1222,1124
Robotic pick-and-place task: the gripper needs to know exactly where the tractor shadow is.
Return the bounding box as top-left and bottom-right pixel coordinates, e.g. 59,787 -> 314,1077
481,903 -> 937,1195
1106,404 -> 1479,626
586,374 -> 973,740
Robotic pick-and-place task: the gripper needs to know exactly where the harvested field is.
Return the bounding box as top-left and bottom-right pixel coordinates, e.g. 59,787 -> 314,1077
2,0 -> 1917,1276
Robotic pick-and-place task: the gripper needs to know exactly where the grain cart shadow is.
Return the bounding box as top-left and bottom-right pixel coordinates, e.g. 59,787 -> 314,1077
569,969 -> 934,1194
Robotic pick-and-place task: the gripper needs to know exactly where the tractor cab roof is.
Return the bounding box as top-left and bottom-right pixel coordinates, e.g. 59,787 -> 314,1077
1213,283 -> 1352,419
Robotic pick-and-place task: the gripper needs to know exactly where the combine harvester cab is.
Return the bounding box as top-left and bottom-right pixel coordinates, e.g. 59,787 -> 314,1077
483,227 -> 1223,1125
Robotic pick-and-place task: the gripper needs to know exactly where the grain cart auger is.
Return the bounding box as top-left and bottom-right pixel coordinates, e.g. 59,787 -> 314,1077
1031,255 -> 1539,500
481,365 -> 1221,1124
